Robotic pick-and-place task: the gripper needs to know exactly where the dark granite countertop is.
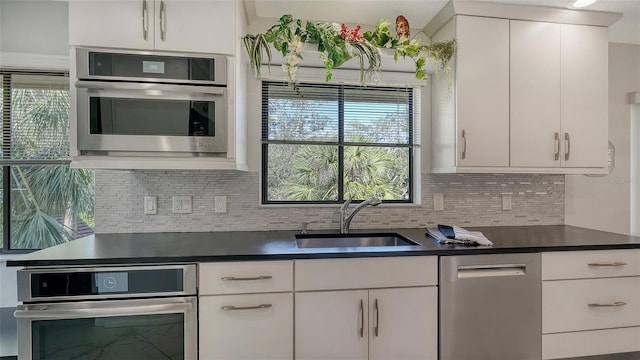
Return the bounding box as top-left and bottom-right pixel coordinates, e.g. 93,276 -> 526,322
7,225 -> 640,267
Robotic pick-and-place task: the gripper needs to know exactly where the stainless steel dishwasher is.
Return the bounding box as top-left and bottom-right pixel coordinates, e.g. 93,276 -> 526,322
440,253 -> 541,360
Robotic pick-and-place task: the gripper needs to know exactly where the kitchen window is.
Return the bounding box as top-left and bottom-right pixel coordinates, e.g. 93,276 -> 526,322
0,70 -> 94,251
262,81 -> 414,204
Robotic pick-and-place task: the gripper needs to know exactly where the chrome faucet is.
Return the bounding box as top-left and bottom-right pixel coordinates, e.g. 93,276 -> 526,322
340,196 -> 382,233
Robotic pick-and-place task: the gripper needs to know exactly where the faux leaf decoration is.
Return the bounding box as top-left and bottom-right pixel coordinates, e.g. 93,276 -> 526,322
242,14 -> 456,85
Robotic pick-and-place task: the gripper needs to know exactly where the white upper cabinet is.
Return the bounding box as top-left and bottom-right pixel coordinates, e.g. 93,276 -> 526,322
511,21 -> 608,169
431,15 -> 510,171
429,2 -> 617,174
560,24 -> 608,168
69,1 -> 154,50
455,16 -> 510,168
69,0 -> 235,54
510,20 -> 562,168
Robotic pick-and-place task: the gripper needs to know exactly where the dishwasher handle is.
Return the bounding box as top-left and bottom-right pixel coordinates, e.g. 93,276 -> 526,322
457,264 -> 527,278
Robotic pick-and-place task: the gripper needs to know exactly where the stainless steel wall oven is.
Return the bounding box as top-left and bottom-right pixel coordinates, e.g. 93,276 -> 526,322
74,47 -> 227,156
15,264 -> 197,360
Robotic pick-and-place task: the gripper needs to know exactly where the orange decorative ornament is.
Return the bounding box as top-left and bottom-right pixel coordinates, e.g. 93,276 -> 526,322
395,15 -> 410,39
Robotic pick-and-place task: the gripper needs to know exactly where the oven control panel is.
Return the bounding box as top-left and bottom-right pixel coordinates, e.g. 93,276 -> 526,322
18,265 -> 196,302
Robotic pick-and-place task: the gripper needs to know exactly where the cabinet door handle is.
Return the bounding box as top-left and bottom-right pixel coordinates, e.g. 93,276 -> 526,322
588,262 -> 627,267
221,304 -> 272,311
142,0 -> 149,41
554,132 -> 560,161
359,299 -> 364,338
564,132 -> 571,161
374,298 -> 379,337
220,275 -> 272,281
588,301 -> 627,308
461,130 -> 467,160
159,0 -> 167,42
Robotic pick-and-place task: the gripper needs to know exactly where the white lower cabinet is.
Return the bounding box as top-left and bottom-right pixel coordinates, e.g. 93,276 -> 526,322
296,290 -> 368,360
368,287 -> 438,360
542,250 -> 640,359
198,261 -> 294,360
295,287 -> 437,360
199,292 -> 293,360
294,256 -> 438,360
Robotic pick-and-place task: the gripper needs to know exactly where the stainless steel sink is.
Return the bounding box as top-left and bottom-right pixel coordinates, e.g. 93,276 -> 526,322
295,233 -> 419,248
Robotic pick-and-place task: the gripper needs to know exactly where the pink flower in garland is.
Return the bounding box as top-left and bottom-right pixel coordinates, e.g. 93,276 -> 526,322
340,23 -> 365,42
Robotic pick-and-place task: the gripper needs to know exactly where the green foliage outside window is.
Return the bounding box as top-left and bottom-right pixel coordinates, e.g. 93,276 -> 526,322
263,82 -> 412,203
1,73 -> 94,250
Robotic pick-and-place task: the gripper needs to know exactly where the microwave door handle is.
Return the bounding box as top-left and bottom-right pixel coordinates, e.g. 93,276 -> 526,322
75,81 -> 225,96
14,302 -> 192,320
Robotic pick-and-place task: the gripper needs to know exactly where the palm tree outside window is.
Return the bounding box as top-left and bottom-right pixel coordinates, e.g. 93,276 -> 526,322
0,70 -> 94,251
262,81 -> 414,204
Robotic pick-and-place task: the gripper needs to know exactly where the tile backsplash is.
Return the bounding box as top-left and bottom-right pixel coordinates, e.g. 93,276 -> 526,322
95,170 -> 564,233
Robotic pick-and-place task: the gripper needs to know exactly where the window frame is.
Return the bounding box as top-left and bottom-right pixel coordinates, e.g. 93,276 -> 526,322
260,81 -> 415,205
0,70 -> 81,252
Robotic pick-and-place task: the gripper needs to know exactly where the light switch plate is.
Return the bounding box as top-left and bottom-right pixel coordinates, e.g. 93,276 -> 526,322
502,194 -> 512,211
433,193 -> 444,211
144,196 -> 157,215
214,196 -> 227,213
172,195 -> 192,214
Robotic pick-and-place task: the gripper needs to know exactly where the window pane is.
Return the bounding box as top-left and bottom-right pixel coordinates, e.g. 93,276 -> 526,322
343,146 -> 410,201
265,83 -> 338,142
266,144 -> 338,201
344,88 -> 411,144
262,82 -> 413,204
10,74 -> 70,160
10,165 -> 94,250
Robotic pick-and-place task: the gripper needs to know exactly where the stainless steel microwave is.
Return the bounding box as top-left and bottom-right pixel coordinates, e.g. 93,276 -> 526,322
74,47 -> 228,156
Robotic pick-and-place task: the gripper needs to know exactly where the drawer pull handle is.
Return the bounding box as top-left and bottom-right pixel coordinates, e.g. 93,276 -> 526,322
359,299 -> 364,338
374,298 -> 380,337
588,301 -> 627,308
221,304 -> 272,311
221,276 -> 273,281
588,262 -> 627,267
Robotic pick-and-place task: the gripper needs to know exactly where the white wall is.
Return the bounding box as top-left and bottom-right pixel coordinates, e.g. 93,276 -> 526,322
565,43 -> 640,234
0,0 -> 69,69
0,258 -> 19,307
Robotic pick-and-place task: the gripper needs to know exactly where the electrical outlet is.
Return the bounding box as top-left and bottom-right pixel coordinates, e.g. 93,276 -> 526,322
433,193 -> 444,211
214,196 -> 227,213
144,196 -> 157,215
502,194 -> 512,211
172,195 -> 192,214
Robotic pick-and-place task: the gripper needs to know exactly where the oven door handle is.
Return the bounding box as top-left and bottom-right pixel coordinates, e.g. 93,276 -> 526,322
14,302 -> 192,320
75,80 -> 225,96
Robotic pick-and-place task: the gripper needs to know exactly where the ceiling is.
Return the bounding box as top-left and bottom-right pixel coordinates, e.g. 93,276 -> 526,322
247,0 -> 640,44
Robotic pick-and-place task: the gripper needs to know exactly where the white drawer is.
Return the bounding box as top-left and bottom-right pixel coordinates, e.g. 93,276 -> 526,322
543,327 -> 640,359
543,277 -> 640,333
199,293 -> 293,360
295,256 -> 437,291
542,249 -> 640,280
199,261 -> 293,295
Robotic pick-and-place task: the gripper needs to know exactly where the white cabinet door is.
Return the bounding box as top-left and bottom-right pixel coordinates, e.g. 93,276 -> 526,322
295,290 -> 368,360
69,0 -> 154,49
510,20 -> 561,168
560,24 -> 608,168
199,293 -> 293,360
369,287 -> 438,360
70,0 -> 235,54
153,0 -> 235,54
455,15 -> 510,167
